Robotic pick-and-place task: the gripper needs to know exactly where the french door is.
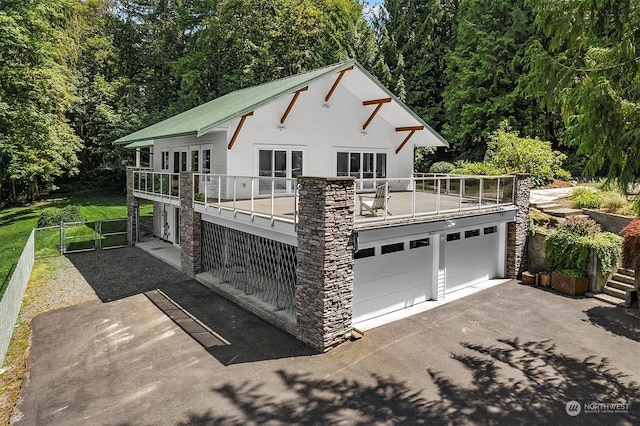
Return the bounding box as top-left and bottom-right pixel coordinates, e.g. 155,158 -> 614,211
258,149 -> 302,195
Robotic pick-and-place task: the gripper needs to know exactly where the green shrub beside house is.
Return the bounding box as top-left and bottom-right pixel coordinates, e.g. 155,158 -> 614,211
543,217 -> 622,293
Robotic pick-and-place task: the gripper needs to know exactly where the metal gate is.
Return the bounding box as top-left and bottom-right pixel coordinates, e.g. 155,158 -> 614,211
61,218 -> 131,254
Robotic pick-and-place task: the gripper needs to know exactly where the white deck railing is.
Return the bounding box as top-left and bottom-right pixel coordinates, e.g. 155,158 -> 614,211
133,170 -> 180,204
354,174 -> 515,222
190,173 -> 515,227
193,174 -> 298,225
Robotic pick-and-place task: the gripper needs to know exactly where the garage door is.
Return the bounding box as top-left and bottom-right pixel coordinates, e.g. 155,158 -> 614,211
353,237 -> 433,324
445,225 -> 501,294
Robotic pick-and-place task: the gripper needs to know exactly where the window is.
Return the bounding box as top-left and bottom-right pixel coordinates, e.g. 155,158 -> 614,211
173,151 -> 187,173
354,247 -> 375,259
191,150 -> 199,172
336,151 -> 387,180
447,232 -> 461,242
292,151 -> 303,178
337,152 -> 349,176
410,238 -> 430,249
202,149 -> 211,173
465,229 -> 480,238
258,149 -> 302,194
484,226 -> 497,235
381,242 -> 404,254
161,151 -> 169,170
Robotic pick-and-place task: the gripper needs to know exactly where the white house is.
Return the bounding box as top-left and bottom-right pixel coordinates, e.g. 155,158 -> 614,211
116,60 -> 528,352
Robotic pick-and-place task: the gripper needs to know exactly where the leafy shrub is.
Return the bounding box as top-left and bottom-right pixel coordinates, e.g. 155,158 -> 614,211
555,169 -> 572,181
428,161 -> 455,174
484,124 -> 568,187
59,205 -> 84,223
601,191 -> 628,213
37,208 -> 61,227
620,219 -> 640,270
450,161 -> 502,176
36,205 -> 85,227
571,187 -> 603,209
557,216 -> 601,237
545,224 -> 622,276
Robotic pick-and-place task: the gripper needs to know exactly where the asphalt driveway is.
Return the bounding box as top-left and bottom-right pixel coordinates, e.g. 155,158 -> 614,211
12,249 -> 640,425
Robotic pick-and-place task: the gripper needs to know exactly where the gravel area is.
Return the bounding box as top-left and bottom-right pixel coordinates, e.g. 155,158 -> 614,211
64,247 -> 188,302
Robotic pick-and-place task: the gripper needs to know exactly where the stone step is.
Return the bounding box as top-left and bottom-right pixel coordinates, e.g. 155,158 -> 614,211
611,273 -> 635,286
607,280 -> 635,292
533,202 -> 561,211
543,207 -> 585,218
617,267 -> 635,277
587,292 -> 625,306
602,286 -> 627,300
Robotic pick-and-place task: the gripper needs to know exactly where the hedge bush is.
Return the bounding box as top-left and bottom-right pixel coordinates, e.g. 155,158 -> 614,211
570,187 -> 603,209
545,218 -> 622,276
428,161 -> 455,174
621,219 -> 640,271
37,205 -> 85,227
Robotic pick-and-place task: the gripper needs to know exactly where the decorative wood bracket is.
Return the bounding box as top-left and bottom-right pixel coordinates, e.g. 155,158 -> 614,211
395,126 -> 424,154
324,65 -> 354,102
362,97 -> 391,130
280,87 -> 308,124
227,112 -> 254,150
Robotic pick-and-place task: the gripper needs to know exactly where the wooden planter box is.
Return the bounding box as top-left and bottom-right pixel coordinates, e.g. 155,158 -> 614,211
551,271 -> 590,296
538,272 -> 551,288
522,271 -> 536,285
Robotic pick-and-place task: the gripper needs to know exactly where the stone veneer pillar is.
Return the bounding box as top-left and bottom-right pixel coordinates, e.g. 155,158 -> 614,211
126,168 -> 139,244
180,172 -> 201,278
507,173 -> 531,279
296,177 -> 355,352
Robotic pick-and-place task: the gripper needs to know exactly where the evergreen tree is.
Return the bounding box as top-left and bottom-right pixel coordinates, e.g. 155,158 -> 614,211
443,0 -> 545,160
528,0 -> 640,187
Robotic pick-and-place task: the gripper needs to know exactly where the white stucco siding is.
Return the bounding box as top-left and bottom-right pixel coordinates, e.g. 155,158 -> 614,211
223,77 -> 416,178
152,132 -> 224,173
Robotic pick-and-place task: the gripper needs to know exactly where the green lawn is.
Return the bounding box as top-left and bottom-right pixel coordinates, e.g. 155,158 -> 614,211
0,193 -> 152,297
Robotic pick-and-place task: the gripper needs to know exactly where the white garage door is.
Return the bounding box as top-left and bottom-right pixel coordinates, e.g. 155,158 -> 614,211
353,237 -> 433,324
445,225 -> 501,294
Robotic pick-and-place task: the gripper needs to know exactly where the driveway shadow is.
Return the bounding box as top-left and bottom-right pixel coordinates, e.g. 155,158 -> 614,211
179,338 -> 640,425
66,247 -> 313,364
584,305 -> 640,342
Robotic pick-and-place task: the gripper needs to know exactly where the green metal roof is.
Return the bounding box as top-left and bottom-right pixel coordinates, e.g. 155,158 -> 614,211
124,140 -> 153,149
114,60 -> 355,145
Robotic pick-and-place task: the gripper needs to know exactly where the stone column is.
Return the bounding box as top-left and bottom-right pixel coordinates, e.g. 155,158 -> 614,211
126,168 -> 139,244
296,177 -> 355,352
507,173 -> 531,279
180,172 -> 201,278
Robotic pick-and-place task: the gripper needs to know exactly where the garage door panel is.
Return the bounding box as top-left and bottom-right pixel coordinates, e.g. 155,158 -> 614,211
353,245 -> 432,324
445,226 -> 501,294
353,284 -> 430,324
353,274 -> 429,304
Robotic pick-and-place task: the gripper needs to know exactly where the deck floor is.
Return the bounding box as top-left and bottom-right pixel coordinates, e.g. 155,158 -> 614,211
209,190 -> 510,224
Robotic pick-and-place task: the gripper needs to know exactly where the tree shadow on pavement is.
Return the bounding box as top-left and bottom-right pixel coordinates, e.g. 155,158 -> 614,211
179,338 -> 639,425
583,305 -> 640,342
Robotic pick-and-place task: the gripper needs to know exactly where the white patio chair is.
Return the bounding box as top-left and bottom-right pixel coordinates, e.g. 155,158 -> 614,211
359,184 -> 391,216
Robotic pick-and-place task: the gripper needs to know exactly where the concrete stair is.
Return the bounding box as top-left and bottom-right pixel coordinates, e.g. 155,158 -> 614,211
601,268 -> 635,301
543,207 -> 586,218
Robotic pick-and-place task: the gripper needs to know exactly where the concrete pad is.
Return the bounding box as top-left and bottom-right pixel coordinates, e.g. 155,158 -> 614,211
13,281 -> 640,425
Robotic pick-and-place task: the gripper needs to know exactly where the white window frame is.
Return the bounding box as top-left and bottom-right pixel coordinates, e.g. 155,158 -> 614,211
336,150 -> 387,190
256,146 -> 304,195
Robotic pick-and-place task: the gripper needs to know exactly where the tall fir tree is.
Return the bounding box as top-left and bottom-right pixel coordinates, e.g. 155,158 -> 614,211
443,0 -> 547,160
528,0 -> 640,186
